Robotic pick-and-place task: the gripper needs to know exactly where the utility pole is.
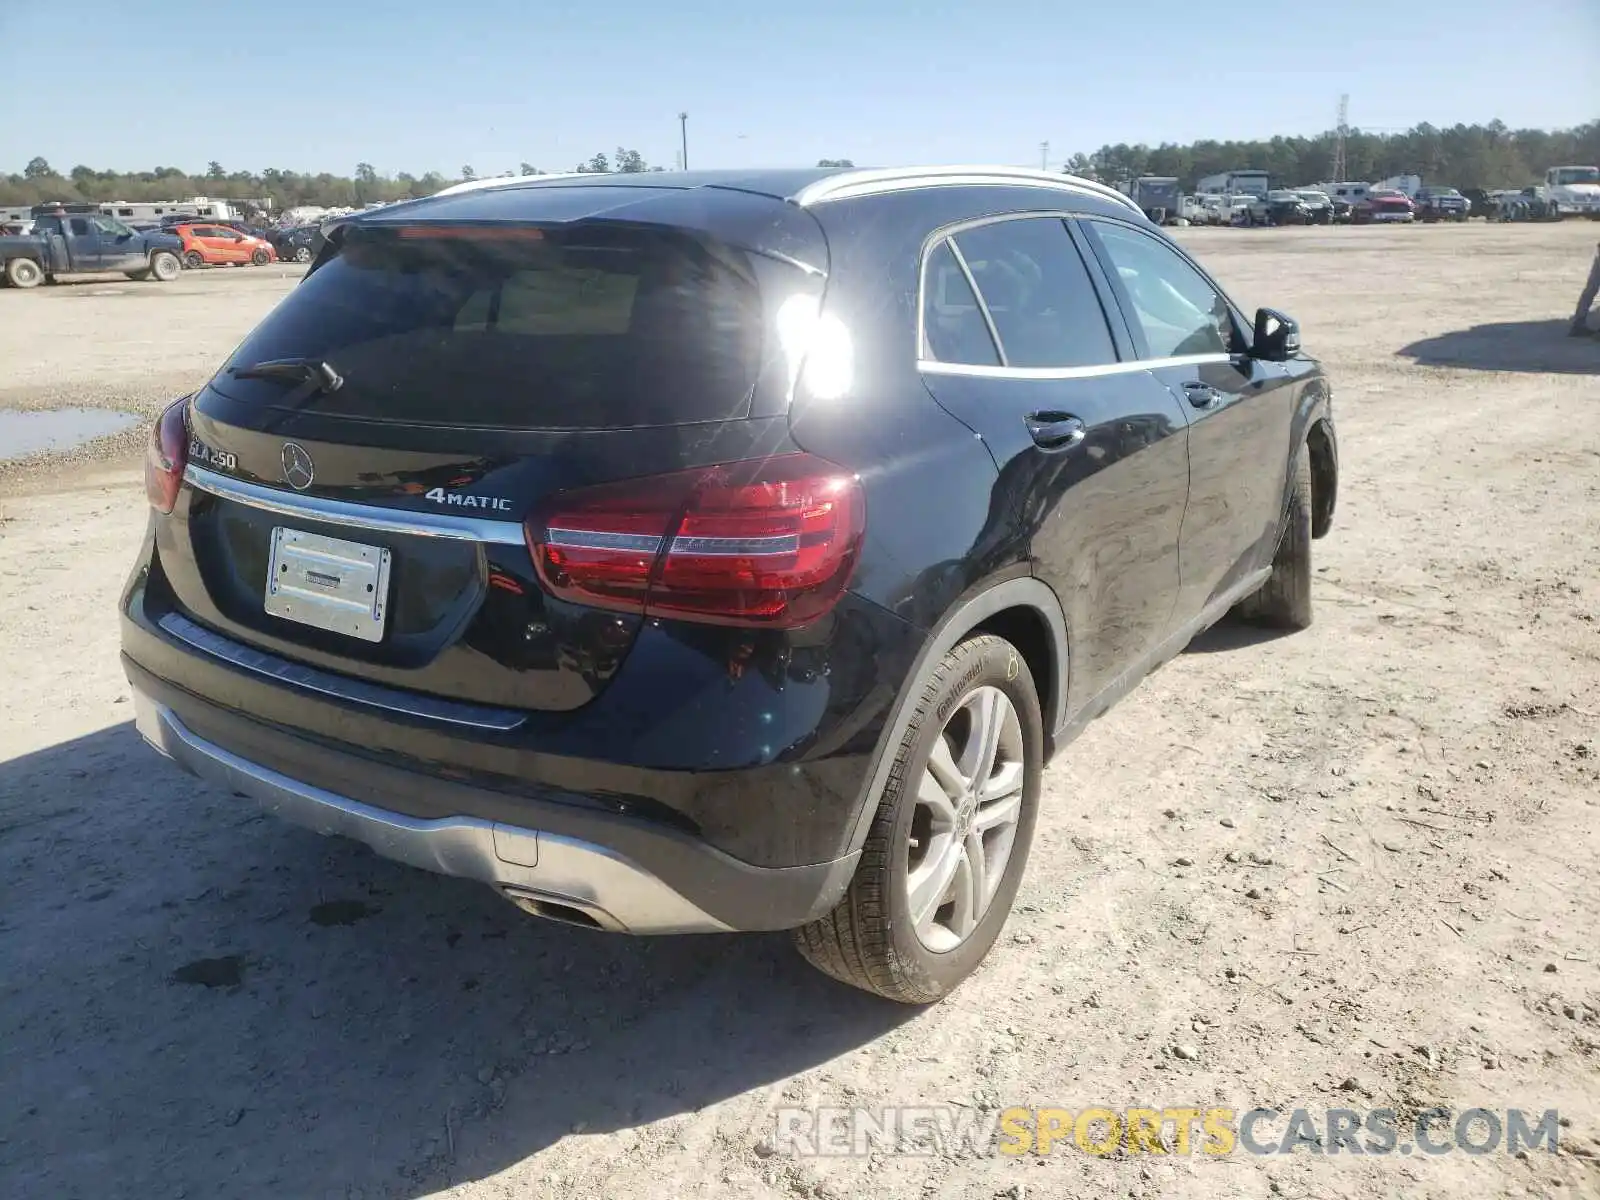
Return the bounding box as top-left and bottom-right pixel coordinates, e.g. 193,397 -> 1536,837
679,113 -> 689,171
1040,141 -> 1049,171
1332,94 -> 1349,183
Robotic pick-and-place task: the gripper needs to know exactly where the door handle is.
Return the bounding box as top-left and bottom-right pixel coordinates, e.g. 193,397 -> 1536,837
1183,382 -> 1224,410
1024,412 -> 1086,449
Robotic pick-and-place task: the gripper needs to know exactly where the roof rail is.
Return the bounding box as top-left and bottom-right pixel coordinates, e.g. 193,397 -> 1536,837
792,165 -> 1145,216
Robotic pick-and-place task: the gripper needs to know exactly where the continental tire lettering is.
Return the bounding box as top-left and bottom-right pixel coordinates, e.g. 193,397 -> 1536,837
935,656 -> 989,724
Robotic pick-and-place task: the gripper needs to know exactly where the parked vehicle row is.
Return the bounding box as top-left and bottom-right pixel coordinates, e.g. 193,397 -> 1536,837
1223,186 -> 1476,227
146,210 -> 323,264
0,205 -> 183,287
0,202 -> 320,285
1174,175 -> 1502,228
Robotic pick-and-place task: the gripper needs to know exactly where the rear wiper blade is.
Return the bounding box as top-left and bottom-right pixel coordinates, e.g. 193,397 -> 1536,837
229,357 -> 344,393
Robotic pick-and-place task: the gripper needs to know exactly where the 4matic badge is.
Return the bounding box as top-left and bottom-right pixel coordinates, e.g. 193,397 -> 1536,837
423,487 -> 513,512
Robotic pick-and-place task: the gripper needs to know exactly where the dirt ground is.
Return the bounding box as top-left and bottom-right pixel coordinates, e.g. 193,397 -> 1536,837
1,223 -> 1597,1200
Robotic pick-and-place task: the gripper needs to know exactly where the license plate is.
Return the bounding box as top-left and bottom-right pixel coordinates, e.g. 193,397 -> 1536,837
264,527 -> 392,643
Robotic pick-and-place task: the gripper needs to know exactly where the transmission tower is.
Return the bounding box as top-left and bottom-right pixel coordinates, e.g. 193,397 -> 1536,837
1332,94 -> 1350,183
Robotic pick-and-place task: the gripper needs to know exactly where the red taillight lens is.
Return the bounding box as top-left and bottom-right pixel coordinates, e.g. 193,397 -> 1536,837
527,454 -> 865,629
144,398 -> 189,513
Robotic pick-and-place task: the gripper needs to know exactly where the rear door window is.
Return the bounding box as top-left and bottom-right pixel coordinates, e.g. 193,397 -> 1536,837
209,223 -> 765,430
949,217 -> 1118,368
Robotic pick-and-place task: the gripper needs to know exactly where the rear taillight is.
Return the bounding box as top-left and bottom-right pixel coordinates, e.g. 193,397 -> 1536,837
144,397 -> 189,513
527,454 -> 865,629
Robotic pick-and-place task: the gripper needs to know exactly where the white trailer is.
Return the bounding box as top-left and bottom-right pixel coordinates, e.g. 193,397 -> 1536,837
1376,174 -> 1422,198
1195,170 -> 1269,198
96,197 -> 240,223
1320,182 -> 1371,207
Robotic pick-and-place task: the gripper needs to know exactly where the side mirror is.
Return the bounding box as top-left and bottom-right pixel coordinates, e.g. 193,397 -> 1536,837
1253,308 -> 1301,361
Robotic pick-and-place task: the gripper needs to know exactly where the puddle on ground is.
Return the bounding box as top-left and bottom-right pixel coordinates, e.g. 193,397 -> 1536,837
170,955 -> 245,988
0,407 -> 141,461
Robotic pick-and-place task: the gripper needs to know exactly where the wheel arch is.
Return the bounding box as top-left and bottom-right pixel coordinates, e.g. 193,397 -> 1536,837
841,576 -> 1070,857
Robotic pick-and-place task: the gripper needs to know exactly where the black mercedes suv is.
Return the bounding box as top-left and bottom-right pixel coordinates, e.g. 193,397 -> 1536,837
121,166 -> 1338,1003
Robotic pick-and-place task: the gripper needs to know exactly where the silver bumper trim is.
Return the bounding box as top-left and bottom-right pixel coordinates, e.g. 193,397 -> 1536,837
183,464 -> 527,546
133,690 -> 729,934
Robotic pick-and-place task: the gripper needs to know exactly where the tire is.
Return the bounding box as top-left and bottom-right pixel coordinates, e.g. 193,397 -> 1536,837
251,248 -> 269,266
1234,445 -> 1313,630
149,251 -> 180,282
294,246 -> 312,263
183,249 -> 204,269
794,634 -> 1043,1004
5,257 -> 44,288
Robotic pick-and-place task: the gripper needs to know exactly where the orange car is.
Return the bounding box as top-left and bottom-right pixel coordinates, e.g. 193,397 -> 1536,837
173,223 -> 277,268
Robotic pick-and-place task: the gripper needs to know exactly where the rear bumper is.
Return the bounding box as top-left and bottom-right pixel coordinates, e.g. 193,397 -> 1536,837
127,662 -> 861,933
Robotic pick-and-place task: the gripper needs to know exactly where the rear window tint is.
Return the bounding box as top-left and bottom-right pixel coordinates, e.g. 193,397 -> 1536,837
210,223 -> 764,430
952,218 -> 1117,369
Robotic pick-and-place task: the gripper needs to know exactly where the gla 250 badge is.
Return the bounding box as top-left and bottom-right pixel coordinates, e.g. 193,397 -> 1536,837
422,487 -> 513,512
189,439 -> 237,472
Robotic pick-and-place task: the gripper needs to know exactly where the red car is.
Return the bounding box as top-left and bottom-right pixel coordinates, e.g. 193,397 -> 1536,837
172,223 -> 278,268
1352,190 -> 1415,225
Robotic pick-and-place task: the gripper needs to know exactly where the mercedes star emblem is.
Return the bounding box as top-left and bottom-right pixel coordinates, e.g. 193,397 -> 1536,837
281,443 -> 315,491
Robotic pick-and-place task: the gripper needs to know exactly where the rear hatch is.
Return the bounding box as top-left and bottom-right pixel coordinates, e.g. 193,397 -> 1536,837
156,182 -> 830,715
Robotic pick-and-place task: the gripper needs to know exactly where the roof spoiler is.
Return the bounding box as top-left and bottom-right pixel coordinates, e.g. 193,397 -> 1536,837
319,171 -> 598,240
430,172 -> 590,198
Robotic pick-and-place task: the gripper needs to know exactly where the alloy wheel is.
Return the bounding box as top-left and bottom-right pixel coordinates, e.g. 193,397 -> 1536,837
904,685 -> 1026,952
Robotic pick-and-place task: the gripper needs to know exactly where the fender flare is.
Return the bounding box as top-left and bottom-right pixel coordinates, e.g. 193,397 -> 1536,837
841,576 -> 1070,856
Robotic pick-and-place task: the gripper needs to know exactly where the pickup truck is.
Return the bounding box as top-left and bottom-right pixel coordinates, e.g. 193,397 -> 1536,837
1243,190 -> 1311,226
1413,187 -> 1471,222
0,207 -> 183,288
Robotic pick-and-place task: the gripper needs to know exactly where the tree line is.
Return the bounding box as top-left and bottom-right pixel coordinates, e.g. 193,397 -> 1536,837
1066,119 -> 1599,191
4,119 -> 1595,211
0,148 -> 661,211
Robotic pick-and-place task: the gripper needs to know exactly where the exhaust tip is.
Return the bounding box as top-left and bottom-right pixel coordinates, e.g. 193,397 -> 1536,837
502,887 -> 611,931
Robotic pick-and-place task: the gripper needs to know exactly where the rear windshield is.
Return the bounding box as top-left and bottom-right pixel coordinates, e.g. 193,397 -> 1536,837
210,222 -> 764,430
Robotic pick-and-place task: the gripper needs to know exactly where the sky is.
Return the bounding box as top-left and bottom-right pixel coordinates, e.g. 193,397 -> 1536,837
2,0 -> 1596,178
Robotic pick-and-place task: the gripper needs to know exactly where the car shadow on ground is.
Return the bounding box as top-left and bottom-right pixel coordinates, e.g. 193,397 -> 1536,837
1182,613 -> 1296,654
0,723 -> 912,1199
1397,319 -> 1599,374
